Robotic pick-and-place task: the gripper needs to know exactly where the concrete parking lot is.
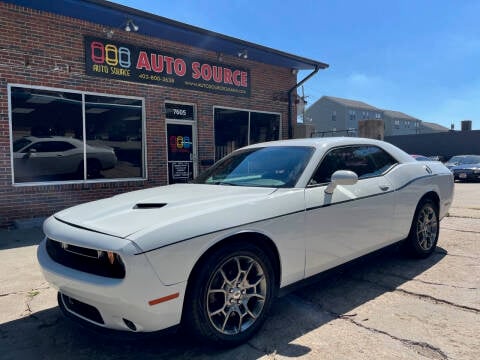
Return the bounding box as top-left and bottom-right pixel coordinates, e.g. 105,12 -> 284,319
0,183 -> 479,359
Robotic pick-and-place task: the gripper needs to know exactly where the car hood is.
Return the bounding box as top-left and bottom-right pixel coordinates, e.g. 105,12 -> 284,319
54,184 -> 284,244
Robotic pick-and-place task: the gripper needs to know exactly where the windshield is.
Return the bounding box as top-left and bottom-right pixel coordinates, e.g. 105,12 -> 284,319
13,138 -> 32,152
194,146 -> 315,188
448,155 -> 480,165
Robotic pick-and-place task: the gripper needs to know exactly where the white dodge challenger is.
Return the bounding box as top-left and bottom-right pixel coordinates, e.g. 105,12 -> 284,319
37,137 -> 454,346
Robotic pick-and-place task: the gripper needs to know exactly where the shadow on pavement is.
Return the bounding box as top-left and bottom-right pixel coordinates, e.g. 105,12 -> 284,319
0,246 -> 446,359
0,228 -> 44,251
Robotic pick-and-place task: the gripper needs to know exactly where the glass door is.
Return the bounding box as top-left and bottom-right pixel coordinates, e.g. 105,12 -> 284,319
166,122 -> 195,184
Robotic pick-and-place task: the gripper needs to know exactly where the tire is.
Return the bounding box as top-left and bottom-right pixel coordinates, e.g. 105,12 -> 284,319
405,198 -> 439,258
183,242 -> 276,347
86,159 -> 102,179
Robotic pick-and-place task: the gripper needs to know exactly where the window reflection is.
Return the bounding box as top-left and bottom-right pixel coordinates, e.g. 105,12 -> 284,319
85,95 -> 143,179
10,87 -> 144,183
214,108 -> 280,161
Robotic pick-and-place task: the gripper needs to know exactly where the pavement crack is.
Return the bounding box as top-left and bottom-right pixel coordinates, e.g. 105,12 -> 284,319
372,270 -> 478,290
290,294 -> 449,360
0,285 -> 50,298
0,292 -> 18,297
441,226 -> 480,234
395,288 -> 480,313
348,276 -> 480,314
447,214 -> 480,220
442,253 -> 478,259
339,315 -> 449,360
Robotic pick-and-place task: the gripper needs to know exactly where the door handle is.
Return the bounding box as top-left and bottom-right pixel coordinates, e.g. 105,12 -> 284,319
379,185 -> 390,191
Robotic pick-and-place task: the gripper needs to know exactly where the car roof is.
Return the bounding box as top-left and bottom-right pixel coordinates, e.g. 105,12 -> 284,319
244,137 -> 383,149
243,137 -> 413,162
25,136 -> 79,142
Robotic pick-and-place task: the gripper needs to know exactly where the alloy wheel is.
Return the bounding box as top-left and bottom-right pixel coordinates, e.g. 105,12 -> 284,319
416,205 -> 438,251
206,255 -> 267,335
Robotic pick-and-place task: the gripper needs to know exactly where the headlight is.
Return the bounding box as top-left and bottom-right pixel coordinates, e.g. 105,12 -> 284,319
473,169 -> 480,174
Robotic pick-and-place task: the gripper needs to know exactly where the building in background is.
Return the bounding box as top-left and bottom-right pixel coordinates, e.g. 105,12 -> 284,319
304,96 -> 382,137
421,121 -> 450,133
304,95 -> 449,137
382,110 -> 422,136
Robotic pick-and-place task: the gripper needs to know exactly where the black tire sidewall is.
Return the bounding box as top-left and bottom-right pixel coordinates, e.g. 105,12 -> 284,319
407,199 -> 439,258
184,242 -> 276,346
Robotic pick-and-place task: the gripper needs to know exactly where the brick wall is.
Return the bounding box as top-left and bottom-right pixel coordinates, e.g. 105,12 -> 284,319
0,2 -> 297,227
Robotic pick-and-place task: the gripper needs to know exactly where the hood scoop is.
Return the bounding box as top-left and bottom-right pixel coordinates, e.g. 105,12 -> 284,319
133,203 -> 167,209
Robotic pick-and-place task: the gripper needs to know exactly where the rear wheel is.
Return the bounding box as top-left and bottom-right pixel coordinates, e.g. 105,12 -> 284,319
405,198 -> 439,258
86,159 -> 101,179
183,242 -> 276,347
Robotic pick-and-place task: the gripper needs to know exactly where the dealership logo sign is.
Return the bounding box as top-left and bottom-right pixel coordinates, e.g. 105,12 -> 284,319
85,37 -> 250,97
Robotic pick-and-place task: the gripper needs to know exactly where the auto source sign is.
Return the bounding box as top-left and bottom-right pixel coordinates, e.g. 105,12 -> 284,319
85,37 -> 250,97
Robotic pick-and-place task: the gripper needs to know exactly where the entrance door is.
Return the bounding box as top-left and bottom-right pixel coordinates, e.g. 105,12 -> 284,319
167,122 -> 196,184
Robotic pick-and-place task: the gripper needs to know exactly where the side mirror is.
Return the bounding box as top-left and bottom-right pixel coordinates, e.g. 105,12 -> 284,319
325,170 -> 358,194
23,148 -> 37,159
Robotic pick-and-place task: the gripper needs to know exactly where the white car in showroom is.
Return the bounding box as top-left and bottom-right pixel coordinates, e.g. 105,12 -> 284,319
13,136 -> 117,181
37,137 -> 454,346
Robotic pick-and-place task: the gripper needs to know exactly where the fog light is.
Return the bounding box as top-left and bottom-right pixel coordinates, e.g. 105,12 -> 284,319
123,318 -> 137,331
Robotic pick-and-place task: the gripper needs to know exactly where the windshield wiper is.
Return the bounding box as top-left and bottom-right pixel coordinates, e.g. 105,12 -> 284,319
217,181 -> 239,186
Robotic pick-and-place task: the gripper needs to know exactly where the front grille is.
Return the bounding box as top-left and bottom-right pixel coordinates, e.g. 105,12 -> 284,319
46,238 -> 125,279
61,293 -> 104,324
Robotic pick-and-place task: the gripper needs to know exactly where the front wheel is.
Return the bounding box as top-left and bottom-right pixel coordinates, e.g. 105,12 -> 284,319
183,242 -> 276,347
405,198 -> 439,258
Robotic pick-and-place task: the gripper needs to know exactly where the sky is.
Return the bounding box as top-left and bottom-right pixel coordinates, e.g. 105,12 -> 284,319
114,0 -> 480,130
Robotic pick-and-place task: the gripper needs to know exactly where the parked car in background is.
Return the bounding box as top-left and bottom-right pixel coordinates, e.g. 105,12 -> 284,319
13,136 -> 117,181
444,155 -> 480,169
444,155 -> 480,181
37,137 -> 454,346
411,154 -> 431,161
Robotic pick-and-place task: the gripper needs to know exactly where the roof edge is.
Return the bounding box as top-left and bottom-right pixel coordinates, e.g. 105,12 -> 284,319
84,0 -> 329,70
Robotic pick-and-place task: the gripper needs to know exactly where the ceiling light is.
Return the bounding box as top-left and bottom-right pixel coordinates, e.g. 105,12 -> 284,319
125,19 -> 139,32
237,50 -> 248,59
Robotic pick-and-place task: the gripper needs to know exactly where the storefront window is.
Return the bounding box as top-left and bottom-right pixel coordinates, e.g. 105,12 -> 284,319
214,109 -> 248,160
10,86 -> 144,184
250,112 -> 279,144
214,108 -> 280,160
85,95 -> 143,179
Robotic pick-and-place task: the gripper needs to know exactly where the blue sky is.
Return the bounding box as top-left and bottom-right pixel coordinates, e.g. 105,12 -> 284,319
115,0 -> 479,130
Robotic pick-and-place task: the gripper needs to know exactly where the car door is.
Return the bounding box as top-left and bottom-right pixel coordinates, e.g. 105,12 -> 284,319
304,145 -> 398,278
16,140 -> 79,179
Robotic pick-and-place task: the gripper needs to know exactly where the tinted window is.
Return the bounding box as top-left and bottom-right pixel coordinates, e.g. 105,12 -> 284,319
10,86 -> 144,183
310,145 -> 397,185
13,138 -> 32,152
28,141 -> 75,152
195,146 -> 314,188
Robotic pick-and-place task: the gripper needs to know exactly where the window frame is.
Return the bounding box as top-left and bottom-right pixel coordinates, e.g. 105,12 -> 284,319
8,84 -> 147,186
307,144 -> 399,187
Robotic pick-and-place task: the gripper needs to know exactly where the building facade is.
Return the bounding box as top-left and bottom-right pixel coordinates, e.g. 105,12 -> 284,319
305,96 -> 382,137
0,0 -> 327,227
305,96 -> 424,137
382,110 -> 422,136
421,121 -> 449,133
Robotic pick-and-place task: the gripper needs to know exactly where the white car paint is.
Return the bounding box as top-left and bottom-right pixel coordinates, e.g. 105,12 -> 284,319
37,137 -> 454,335
13,136 -> 117,179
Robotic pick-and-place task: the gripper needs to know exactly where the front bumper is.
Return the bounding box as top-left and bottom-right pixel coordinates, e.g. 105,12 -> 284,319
37,232 -> 186,332
454,170 -> 480,181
